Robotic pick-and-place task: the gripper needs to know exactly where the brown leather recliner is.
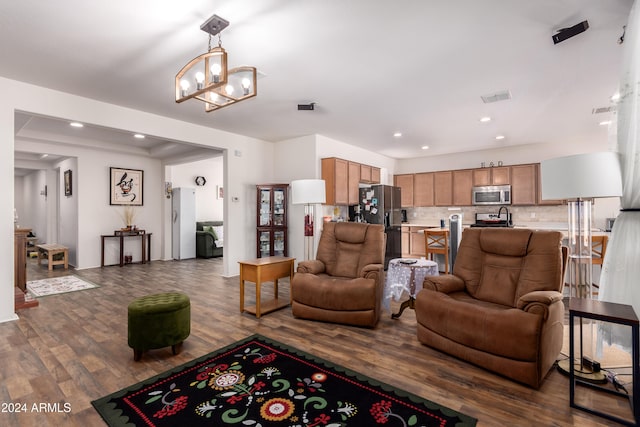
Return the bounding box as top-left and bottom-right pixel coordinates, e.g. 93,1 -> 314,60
291,222 -> 386,328
415,228 -> 567,388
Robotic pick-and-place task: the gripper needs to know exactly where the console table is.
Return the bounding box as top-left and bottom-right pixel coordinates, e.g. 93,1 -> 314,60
101,230 -> 152,267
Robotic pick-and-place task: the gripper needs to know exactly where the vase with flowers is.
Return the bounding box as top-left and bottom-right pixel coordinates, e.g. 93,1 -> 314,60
118,206 -> 139,231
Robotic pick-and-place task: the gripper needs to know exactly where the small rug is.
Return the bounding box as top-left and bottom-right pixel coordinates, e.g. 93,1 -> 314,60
26,275 -> 99,297
92,334 -> 477,427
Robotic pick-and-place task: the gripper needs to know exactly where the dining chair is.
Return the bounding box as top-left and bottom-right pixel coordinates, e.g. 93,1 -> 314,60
424,229 -> 449,274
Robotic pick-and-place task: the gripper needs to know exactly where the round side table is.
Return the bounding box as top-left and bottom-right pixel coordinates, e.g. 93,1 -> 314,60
384,258 -> 438,319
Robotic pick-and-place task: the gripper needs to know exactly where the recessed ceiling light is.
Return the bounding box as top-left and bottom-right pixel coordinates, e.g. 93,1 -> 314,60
479,116 -> 491,123
495,135 -> 505,140
69,122 -> 83,128
611,92 -> 621,102
393,132 -> 402,138
599,120 -> 612,126
421,145 -> 430,150
40,153 -> 49,159
134,133 -> 145,139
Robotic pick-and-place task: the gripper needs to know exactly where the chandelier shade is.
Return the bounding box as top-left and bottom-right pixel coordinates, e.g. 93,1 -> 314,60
205,66 -> 257,112
175,46 -> 228,104
175,14 -> 256,112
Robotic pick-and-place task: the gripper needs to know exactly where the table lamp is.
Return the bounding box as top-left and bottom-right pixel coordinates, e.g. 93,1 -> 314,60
541,151 -> 623,382
291,179 -> 326,260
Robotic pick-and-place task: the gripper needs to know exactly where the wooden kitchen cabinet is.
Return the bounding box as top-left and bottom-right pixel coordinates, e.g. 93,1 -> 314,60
511,164 -> 537,205
371,167 -> 381,184
322,157 -> 349,205
394,174 -> 414,207
434,171 -> 453,206
414,172 -> 434,206
410,227 -> 427,257
348,161 -> 360,205
473,166 -> 510,186
360,164 -> 372,183
322,158 -> 382,205
401,226 -> 411,256
453,169 -> 473,206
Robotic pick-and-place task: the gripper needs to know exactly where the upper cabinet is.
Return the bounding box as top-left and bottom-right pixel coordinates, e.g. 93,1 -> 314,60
413,172 -> 434,207
434,171 -> 453,206
510,164 -> 537,205
322,157 -> 381,205
472,166 -> 510,186
394,162 -> 563,207
452,169 -> 473,206
322,157 -> 349,205
348,161 -> 360,205
394,174 -> 415,207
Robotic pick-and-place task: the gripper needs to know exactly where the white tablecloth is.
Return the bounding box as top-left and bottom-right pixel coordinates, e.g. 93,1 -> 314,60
384,258 -> 439,311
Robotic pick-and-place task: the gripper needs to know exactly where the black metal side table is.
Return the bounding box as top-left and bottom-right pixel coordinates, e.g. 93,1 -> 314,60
569,298 -> 639,426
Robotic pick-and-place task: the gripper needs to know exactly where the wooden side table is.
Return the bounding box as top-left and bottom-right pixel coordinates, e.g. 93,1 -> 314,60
36,243 -> 69,271
569,298 -> 639,426
238,256 -> 295,318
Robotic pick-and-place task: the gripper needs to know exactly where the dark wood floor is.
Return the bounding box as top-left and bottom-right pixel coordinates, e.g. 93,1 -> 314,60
0,257 -> 631,426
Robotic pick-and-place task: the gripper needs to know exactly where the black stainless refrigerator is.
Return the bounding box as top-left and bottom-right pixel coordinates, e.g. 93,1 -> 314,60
358,185 -> 402,269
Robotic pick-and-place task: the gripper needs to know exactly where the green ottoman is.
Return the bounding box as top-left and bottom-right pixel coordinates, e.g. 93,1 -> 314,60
128,292 -> 191,361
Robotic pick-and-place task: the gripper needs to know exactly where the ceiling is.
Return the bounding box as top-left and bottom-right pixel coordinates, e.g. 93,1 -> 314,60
2,0 -> 633,173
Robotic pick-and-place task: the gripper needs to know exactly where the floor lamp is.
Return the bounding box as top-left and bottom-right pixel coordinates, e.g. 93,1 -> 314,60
541,151 -> 623,381
291,179 -> 326,261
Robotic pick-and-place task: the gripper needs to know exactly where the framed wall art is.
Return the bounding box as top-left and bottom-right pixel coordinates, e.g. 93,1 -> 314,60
110,167 -> 143,206
64,169 -> 72,196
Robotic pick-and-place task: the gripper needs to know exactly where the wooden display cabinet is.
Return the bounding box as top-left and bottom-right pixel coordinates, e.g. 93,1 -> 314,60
256,184 -> 288,257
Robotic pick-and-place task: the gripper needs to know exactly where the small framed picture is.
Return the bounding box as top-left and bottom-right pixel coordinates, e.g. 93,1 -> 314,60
64,169 -> 72,196
110,167 -> 143,206
217,186 -> 224,199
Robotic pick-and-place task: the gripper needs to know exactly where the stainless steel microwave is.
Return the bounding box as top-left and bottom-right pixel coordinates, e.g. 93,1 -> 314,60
472,185 -> 511,205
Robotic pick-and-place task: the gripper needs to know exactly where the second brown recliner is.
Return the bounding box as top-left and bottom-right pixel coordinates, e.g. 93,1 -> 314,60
415,228 -> 567,389
291,222 -> 385,328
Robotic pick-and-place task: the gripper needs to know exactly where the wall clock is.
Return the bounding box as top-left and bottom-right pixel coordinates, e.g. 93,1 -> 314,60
195,176 -> 207,186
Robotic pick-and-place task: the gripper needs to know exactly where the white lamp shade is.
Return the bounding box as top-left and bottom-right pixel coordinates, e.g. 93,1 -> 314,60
291,179 -> 326,204
540,152 -> 623,200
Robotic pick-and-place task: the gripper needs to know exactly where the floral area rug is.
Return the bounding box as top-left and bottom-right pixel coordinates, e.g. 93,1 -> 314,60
92,334 -> 477,426
26,275 -> 99,297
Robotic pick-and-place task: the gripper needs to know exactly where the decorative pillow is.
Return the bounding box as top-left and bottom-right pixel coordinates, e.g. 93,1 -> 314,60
212,226 -> 224,241
202,225 -> 218,240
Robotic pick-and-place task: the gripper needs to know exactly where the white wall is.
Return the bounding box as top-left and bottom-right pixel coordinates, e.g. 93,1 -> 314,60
171,156 -> 224,221
56,158 -> 78,265
15,170 -> 47,236
1,76 -> 275,322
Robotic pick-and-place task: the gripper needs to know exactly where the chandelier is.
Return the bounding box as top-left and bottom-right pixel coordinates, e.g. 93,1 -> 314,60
175,14 -> 257,112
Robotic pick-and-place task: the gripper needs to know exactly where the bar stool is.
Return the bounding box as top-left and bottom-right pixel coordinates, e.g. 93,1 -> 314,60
591,235 -> 608,297
424,229 -> 449,274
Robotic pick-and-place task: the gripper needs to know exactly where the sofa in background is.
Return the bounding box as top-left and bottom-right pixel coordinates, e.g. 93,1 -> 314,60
196,221 -> 223,258
415,228 -> 567,389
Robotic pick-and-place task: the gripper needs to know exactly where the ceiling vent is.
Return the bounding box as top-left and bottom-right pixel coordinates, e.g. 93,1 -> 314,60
481,90 -> 511,104
592,106 -> 615,114
297,102 -> 316,111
